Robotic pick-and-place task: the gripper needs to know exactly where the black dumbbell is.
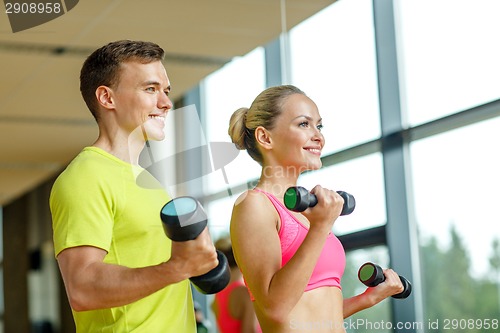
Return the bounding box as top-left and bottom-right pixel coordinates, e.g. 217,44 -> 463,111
160,196 -> 230,294
358,262 -> 412,299
284,186 -> 356,215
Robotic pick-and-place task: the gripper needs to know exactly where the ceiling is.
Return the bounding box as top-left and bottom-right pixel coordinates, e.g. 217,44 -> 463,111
0,0 -> 335,206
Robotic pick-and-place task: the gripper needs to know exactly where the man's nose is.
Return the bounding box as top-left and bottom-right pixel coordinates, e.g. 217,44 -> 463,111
158,91 -> 173,111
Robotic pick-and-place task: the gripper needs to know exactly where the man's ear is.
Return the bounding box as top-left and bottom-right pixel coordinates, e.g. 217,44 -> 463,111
95,86 -> 115,110
255,126 -> 273,150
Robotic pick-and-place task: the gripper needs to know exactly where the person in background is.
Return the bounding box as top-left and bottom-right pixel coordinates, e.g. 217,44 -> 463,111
50,40 -> 218,332
212,236 -> 259,333
194,301 -> 210,333
227,85 -> 404,333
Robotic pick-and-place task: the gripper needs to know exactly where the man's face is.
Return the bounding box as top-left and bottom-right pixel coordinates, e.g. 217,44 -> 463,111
111,60 -> 172,142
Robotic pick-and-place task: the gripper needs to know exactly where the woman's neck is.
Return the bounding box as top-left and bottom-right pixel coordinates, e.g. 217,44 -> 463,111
256,164 -> 300,199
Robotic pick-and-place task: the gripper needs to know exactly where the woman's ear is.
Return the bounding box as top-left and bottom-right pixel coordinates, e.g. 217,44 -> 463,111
95,86 -> 115,110
255,126 -> 273,150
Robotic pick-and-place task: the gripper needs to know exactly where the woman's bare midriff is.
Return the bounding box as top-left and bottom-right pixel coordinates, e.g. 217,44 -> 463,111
255,286 -> 346,333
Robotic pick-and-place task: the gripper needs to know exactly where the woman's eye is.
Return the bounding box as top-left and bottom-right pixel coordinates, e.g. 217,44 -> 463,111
317,124 -> 323,131
299,121 -> 309,127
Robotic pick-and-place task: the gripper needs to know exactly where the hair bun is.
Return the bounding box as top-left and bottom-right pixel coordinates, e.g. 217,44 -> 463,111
228,107 -> 249,150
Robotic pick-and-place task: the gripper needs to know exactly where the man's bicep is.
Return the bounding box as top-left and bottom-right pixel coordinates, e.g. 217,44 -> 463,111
57,246 -> 108,282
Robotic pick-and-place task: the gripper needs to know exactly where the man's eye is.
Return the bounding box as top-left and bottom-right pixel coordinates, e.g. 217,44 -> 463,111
317,124 -> 323,131
146,87 -> 155,92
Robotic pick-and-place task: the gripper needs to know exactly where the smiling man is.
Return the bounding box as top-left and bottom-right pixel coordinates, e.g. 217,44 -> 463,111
49,40 -> 218,332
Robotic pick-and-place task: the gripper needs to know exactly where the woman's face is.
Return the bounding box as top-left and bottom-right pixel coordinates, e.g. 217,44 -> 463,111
266,93 -> 325,172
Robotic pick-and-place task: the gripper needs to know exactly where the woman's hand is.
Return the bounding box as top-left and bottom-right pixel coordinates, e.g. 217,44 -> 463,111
301,185 -> 344,232
363,268 -> 405,305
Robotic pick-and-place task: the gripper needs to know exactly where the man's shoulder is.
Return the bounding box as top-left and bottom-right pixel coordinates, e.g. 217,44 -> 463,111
53,147 -> 123,193
61,147 -> 122,178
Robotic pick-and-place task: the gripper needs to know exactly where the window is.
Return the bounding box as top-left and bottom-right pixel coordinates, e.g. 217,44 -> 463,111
397,0 -> 500,126
206,196 -> 235,242
203,47 -> 266,194
289,0 -> 380,154
410,118 -> 500,321
298,154 -> 386,235
202,47 -> 266,236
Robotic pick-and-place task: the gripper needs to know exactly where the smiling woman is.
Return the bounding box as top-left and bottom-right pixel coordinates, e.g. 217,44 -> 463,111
229,87 -> 324,175
226,85 -> 404,333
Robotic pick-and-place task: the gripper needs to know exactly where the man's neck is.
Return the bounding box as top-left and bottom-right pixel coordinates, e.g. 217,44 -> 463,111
93,134 -> 145,165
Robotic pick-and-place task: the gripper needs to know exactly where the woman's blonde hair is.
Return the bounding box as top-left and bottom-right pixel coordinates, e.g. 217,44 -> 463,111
228,85 -> 305,164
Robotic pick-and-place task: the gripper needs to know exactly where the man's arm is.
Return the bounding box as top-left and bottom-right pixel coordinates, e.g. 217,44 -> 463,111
57,228 -> 218,311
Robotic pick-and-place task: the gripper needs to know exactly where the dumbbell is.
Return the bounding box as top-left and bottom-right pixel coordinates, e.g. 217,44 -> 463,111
160,196 -> 230,294
358,262 -> 412,299
284,186 -> 356,215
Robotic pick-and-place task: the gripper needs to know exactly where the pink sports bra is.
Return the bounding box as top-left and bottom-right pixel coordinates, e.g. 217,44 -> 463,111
254,188 -> 345,292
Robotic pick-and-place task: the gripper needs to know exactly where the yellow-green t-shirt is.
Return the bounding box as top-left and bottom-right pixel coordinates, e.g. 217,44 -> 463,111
50,147 -> 196,332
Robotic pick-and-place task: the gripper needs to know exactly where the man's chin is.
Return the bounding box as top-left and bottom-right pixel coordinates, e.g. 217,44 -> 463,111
142,127 -> 166,142
146,134 -> 165,142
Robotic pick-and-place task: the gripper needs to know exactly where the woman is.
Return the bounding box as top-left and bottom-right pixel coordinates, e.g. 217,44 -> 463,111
212,236 -> 258,333
228,85 -> 404,333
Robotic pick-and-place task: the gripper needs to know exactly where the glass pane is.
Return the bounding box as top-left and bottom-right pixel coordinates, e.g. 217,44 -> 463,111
206,196 -> 236,242
397,0 -> 500,126
410,117 -> 500,323
343,246 -> 392,333
297,153 -> 386,235
289,0 -> 380,154
203,47 -> 266,193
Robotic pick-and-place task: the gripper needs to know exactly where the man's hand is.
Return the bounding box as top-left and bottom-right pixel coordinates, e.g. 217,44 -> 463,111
169,227 -> 219,279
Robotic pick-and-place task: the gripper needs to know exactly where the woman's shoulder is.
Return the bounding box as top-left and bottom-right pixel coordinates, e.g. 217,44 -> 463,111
231,189 -> 278,226
233,189 -> 272,211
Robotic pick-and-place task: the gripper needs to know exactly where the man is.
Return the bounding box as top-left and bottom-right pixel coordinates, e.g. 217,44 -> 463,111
50,40 -> 218,332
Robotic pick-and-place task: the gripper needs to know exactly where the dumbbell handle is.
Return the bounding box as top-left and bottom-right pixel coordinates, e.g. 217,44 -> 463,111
284,186 -> 355,215
160,197 -> 230,294
358,262 -> 412,299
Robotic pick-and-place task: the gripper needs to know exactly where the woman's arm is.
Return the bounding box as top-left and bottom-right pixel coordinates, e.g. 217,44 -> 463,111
343,268 -> 405,318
